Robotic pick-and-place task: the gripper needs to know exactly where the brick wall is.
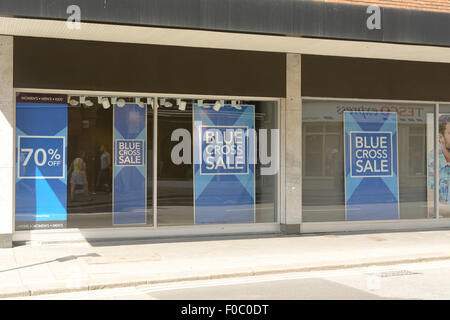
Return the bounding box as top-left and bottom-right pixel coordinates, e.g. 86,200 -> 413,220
312,0 -> 450,13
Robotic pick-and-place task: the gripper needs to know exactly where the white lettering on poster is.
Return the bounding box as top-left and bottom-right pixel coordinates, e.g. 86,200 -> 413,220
351,132 -> 392,176
116,140 -> 144,166
202,128 -> 246,173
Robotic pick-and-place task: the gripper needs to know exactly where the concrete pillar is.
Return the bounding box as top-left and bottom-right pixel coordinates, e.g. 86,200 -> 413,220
281,53 -> 302,234
0,36 -> 13,248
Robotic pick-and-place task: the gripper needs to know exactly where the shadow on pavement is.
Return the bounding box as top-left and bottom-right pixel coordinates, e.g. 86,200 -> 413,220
0,253 -> 101,273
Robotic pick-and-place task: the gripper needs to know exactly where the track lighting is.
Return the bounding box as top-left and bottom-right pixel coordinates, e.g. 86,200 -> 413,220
135,97 -> 145,108
147,98 -> 154,109
158,98 -> 172,108
80,96 -> 93,107
68,97 -> 79,106
213,100 -> 224,112
177,99 -> 187,111
117,98 -> 126,108
197,100 -> 211,109
102,98 -> 111,109
97,97 -> 111,109
233,100 -> 242,110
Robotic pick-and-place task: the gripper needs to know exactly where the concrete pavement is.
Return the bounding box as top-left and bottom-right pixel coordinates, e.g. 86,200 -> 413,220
2,229 -> 450,298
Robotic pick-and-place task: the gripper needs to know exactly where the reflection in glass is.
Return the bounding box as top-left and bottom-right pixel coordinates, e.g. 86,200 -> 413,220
302,100 -> 434,222
156,98 -> 278,226
67,97 -> 113,228
430,105 -> 450,218
156,100 -> 194,226
67,96 -> 153,228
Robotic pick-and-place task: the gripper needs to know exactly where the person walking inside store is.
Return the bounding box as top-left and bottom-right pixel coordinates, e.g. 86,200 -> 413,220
95,144 -> 111,193
69,151 -> 93,202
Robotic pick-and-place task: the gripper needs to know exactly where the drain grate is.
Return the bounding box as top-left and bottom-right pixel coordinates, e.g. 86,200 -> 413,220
374,270 -> 421,278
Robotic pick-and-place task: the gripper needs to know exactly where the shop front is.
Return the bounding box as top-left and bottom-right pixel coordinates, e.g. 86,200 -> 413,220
11,37 -> 282,243
300,55 -> 450,233
0,3 -> 449,246
11,48 -> 450,243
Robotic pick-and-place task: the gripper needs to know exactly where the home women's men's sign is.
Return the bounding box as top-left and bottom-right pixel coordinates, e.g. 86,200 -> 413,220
15,93 -> 68,230
113,103 -> 147,225
344,111 -> 399,220
194,104 -> 255,224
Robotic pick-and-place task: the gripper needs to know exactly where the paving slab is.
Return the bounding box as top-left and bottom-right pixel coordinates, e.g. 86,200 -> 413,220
1,230 -> 450,298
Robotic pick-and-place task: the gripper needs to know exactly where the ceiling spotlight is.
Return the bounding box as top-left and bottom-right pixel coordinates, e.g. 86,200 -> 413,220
101,97 -> 111,110
178,100 -> 187,111
213,100 -> 224,112
197,100 -> 211,109
97,97 -> 111,110
68,97 -> 79,106
177,99 -> 187,111
135,98 -> 145,108
147,98 -> 154,109
111,97 -> 117,105
80,96 -> 93,107
231,100 -> 242,109
116,98 -> 126,108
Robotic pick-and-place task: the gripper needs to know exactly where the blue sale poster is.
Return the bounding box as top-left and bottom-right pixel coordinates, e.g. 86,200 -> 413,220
344,111 -> 399,220
193,104 -> 255,224
15,93 -> 68,230
113,103 -> 147,225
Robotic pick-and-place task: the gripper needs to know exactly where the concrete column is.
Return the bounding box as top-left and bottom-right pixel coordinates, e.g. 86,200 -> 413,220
281,53 -> 302,234
0,36 -> 13,248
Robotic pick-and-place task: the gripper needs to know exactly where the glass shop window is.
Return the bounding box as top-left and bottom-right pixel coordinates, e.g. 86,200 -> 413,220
430,105 -> 450,218
15,93 -> 277,230
15,93 -> 154,230
157,98 -> 279,226
302,100 -> 434,222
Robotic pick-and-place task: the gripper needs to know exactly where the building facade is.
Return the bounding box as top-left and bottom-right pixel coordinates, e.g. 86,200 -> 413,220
0,0 -> 450,247
312,0 -> 450,13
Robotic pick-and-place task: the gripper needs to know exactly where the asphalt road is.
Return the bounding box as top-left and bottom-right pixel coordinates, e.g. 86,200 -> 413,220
11,259 -> 450,300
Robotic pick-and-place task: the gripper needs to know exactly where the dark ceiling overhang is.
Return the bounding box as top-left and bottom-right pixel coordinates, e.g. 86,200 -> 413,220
1,0 -> 449,47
